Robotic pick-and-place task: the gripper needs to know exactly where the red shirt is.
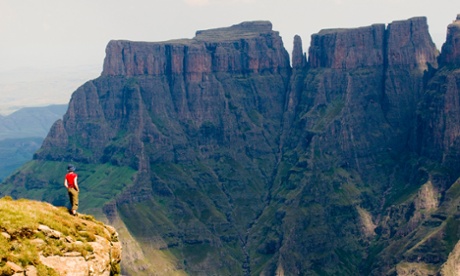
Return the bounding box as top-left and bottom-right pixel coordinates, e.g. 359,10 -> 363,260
65,172 -> 78,189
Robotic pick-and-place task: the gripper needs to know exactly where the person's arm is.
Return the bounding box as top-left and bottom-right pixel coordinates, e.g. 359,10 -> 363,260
64,178 -> 69,189
74,177 -> 79,192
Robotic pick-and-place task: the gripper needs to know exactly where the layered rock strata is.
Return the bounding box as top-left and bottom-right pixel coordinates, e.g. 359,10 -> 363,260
4,15 -> 460,275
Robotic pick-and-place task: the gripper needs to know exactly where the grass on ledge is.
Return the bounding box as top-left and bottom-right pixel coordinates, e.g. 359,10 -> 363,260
0,196 -> 116,275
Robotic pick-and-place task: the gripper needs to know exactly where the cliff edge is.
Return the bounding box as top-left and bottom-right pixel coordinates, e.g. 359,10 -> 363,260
101,20 -> 290,77
0,197 -> 121,276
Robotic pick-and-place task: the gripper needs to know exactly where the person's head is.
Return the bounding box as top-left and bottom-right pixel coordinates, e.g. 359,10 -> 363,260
67,164 -> 76,172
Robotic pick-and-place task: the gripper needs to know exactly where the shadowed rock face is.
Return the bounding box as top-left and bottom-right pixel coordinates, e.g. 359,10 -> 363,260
6,16 -> 460,275
386,17 -> 438,70
308,17 -> 437,70
273,16 -> 439,275
418,15 -> 460,168
309,24 -> 386,69
439,14 -> 460,67
291,16 -> 437,170
291,35 -> 307,69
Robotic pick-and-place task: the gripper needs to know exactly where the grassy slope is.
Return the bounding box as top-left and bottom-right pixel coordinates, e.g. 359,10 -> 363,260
0,197 -> 118,275
1,160 -> 189,275
1,160 -> 136,218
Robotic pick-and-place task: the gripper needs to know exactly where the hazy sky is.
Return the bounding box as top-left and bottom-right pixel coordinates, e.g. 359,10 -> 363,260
0,0 -> 459,113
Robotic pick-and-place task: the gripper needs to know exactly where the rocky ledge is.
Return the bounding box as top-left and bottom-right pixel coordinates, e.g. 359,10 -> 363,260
0,197 -> 121,276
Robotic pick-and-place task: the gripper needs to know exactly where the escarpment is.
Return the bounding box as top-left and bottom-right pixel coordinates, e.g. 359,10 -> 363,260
439,14 -> 460,67
3,15 -> 460,275
418,15 -> 460,166
102,21 -> 290,77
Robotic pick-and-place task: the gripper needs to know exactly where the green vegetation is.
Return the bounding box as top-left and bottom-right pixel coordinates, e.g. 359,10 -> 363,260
1,160 -> 135,218
311,99 -> 345,132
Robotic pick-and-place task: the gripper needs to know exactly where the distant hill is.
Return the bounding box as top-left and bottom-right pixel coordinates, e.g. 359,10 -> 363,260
0,104 -> 67,181
0,104 -> 67,140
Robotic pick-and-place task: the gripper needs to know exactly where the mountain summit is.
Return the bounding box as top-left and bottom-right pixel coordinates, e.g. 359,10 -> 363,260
2,15 -> 460,275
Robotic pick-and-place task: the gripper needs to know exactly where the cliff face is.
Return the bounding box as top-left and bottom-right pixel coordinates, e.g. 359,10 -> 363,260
32,21 -> 291,275
308,24 -> 386,69
102,21 -> 289,77
39,21 -> 290,167
419,15 -> 460,165
3,16 -> 460,275
289,16 -> 436,171
439,15 -> 460,67
265,16 -> 439,275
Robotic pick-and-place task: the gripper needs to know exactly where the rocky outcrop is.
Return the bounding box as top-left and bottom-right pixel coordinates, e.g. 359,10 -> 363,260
102,21 -> 290,78
38,227 -> 121,276
0,198 -> 121,276
291,35 -> 306,69
441,240 -> 460,275
386,17 -> 438,70
397,262 -> 438,275
308,17 -> 436,70
439,14 -> 460,67
308,24 -> 386,69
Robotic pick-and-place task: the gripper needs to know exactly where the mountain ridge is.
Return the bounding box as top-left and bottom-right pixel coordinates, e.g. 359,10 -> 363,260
0,104 -> 67,181
2,15 -> 460,275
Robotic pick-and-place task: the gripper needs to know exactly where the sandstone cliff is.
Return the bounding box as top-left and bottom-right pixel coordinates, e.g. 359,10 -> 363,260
3,15 -> 460,275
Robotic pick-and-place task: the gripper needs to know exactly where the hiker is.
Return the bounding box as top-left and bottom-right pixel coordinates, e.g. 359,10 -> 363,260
64,164 -> 79,216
